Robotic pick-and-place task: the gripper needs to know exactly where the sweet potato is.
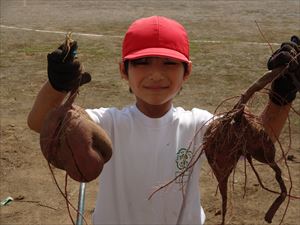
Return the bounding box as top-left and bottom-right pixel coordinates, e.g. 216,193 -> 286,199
203,107 -> 287,225
40,93 -> 112,182
202,68 -> 289,225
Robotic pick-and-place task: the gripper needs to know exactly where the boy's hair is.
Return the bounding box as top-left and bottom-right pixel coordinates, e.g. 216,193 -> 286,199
122,16 -> 190,63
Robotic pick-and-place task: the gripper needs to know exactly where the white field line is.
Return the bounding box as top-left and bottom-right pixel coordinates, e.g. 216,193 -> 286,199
0,25 -> 122,38
0,24 -> 280,46
190,39 -> 280,46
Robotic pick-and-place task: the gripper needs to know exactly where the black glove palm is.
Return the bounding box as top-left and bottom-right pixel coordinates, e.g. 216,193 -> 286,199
47,41 -> 91,92
267,35 -> 300,105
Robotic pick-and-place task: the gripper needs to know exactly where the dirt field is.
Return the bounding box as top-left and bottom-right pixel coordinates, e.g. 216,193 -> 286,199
0,0 -> 299,224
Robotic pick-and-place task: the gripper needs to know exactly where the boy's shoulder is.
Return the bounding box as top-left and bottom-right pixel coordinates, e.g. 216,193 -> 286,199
173,106 -> 213,120
87,105 -> 213,117
86,105 -> 142,122
86,105 -> 213,127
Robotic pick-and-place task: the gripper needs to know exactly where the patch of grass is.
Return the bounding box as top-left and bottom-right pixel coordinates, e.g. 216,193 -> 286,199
17,45 -> 51,55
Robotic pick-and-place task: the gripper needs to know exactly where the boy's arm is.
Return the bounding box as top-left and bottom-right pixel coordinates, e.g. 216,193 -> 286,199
27,81 -> 67,133
260,35 -> 299,142
260,101 -> 291,142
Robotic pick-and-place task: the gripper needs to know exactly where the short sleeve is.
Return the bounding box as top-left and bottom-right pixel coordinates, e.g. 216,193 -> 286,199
85,107 -> 114,137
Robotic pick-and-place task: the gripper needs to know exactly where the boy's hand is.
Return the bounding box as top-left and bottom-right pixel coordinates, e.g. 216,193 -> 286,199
268,35 -> 300,105
47,41 -> 91,92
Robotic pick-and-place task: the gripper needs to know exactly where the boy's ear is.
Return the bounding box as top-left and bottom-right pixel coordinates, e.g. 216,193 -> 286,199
119,62 -> 129,80
183,61 -> 192,81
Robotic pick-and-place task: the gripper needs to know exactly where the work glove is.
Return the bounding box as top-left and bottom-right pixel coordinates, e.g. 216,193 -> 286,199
47,40 -> 91,92
267,35 -> 300,105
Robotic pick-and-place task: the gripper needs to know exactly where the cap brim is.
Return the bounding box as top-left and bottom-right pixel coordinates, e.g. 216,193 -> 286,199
123,48 -> 189,63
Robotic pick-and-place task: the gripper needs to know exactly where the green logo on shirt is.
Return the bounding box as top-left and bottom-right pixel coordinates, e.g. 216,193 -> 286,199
175,148 -> 193,184
176,148 -> 193,170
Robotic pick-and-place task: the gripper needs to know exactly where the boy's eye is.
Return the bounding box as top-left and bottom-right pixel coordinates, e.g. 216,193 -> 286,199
163,58 -> 180,65
130,57 -> 181,66
164,61 -> 178,65
131,58 -> 149,65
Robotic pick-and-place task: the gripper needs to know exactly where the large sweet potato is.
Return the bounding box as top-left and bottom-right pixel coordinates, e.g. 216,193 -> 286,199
40,98 -> 112,182
203,107 -> 287,225
202,68 -> 288,225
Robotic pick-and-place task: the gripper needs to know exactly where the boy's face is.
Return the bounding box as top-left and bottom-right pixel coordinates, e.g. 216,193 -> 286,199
120,57 -> 191,117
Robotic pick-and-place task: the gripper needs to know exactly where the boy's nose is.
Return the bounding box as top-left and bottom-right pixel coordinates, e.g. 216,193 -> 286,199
149,71 -> 163,81
148,67 -> 164,81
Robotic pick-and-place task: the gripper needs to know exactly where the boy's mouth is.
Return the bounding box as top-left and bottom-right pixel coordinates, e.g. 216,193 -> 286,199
143,85 -> 169,90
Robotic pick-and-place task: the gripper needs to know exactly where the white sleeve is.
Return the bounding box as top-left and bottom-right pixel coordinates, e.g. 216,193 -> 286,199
85,107 -> 114,137
191,108 -> 214,160
192,108 -> 213,136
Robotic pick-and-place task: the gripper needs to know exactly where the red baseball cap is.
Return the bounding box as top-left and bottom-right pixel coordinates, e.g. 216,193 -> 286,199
122,16 -> 190,63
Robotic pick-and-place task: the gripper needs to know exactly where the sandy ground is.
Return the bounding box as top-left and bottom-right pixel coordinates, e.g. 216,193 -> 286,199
0,0 -> 300,224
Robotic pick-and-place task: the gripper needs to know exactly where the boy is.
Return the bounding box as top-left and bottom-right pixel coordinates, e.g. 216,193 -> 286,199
27,16 -> 299,224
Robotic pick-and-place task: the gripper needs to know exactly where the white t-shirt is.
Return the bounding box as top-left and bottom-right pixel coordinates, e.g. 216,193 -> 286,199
86,105 -> 213,225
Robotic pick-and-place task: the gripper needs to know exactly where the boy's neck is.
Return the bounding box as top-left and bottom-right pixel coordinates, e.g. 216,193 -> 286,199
136,101 -> 172,118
